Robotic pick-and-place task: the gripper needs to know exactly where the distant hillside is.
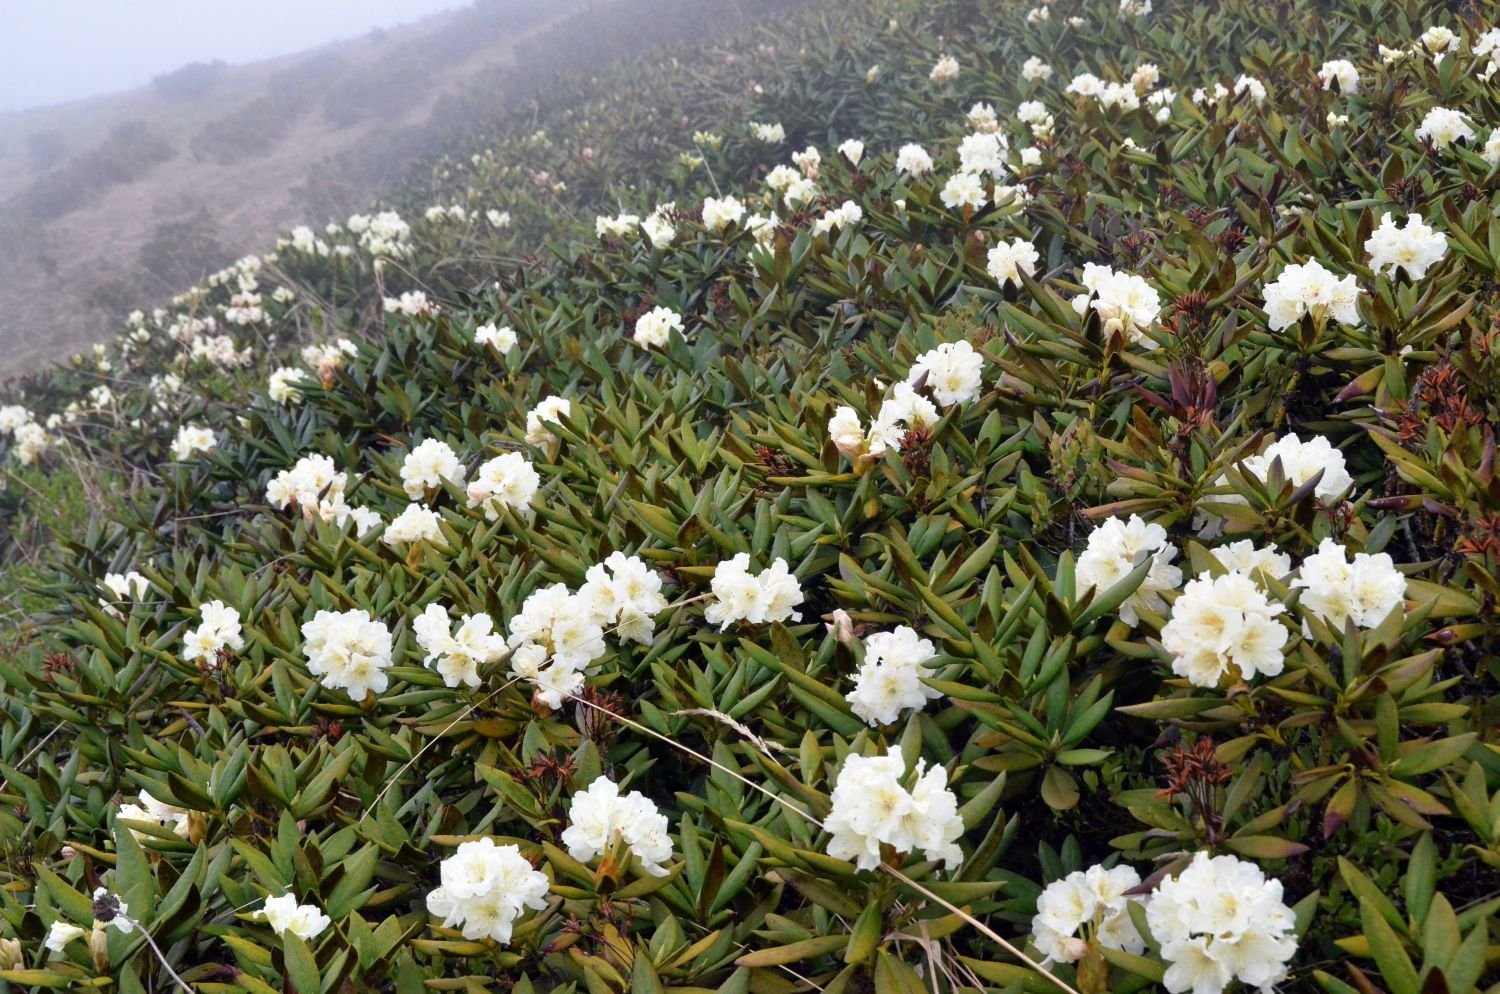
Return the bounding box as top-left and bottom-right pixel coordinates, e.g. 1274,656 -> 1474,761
0,0 -> 590,375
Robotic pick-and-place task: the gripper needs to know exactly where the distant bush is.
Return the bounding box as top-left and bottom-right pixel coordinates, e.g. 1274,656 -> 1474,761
151,60 -> 228,101
189,93 -> 304,165
135,210 -> 234,291
9,120 -> 176,221
24,128 -> 67,171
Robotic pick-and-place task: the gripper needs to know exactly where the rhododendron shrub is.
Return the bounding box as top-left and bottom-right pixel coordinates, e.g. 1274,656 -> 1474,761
0,0 -> 1496,992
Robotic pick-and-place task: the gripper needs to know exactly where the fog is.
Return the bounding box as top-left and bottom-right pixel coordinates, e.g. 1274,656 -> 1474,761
2,0 -> 464,112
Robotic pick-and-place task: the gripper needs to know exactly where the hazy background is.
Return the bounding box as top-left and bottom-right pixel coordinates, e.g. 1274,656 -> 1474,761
3,1 -> 464,112
0,0 -> 599,375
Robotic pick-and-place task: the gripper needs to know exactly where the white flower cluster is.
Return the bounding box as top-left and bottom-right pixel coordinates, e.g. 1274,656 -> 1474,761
1210,541 -> 1290,582
348,210 -> 412,257
476,323 -> 519,355
525,395 -> 571,445
190,333 -> 252,366
1022,56 -> 1053,82
257,894 -> 331,940
561,775 -> 674,876
1148,852 -> 1297,994
100,570 -> 150,616
907,341 -> 985,406
1071,264 -> 1161,347
1364,213 -> 1448,280
846,625 -> 941,726
383,503 -> 444,547
827,381 -> 938,463
1415,106 -> 1474,150
1076,515 -> 1183,626
1203,432 -> 1354,540
825,748 -> 964,870
1292,537 -> 1406,630
929,55 -> 960,85
896,143 -> 934,176
812,200 -> 863,236
634,306 -> 685,348
402,438 -> 466,499
414,604 -> 507,688
987,237 -> 1040,288
595,212 -> 641,239
302,339 -> 358,381
940,172 -> 987,210
302,609 -> 394,701
425,838 -> 549,945
182,600 -> 244,665
117,789 -> 189,840
1262,260 -> 1362,331
704,554 -> 804,629
506,575 -> 623,708
1317,59 -> 1360,93
268,367 -> 308,404
171,425 -> 216,461
579,551 -> 669,645
465,451 -> 540,522
750,121 -> 785,143
1160,571 -> 1288,688
384,291 -> 437,317
1031,864 -> 1147,965
1066,72 -> 1141,111
702,195 -> 746,232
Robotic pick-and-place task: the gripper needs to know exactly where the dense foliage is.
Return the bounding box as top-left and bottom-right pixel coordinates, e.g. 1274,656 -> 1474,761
2,0 -> 1499,992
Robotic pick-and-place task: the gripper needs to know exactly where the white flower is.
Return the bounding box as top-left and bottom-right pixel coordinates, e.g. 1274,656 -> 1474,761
1075,515 -> 1182,626
1292,538 -> 1407,630
847,626 -> 941,726
509,584 -> 606,672
302,609 -> 394,701
837,139 -> 865,166
1209,541 -> 1291,583
1131,63 -> 1161,92
601,212 -> 643,239
562,776 -> 674,876
967,102 -> 999,133
1486,130 -> 1500,168
117,789 -> 190,840
1261,260 -> 1362,331
704,554 -> 804,629
1418,25 -> 1459,59
383,290 -> 436,317
986,237 -> 1040,287
100,571 -> 150,613
171,425 -> 216,461
1364,213 -> 1448,280
956,131 -> 1008,177
1032,864 -> 1148,966
426,839 -> 549,945
634,306 -> 685,348
258,894 -> 332,940
45,922 -> 86,955
1198,433 -> 1354,539
525,396 -> 571,445
929,55 -> 960,85
1021,57 -> 1052,82
401,438 -> 466,499
487,210 -> 512,229
414,604 -> 507,688
1071,264 -> 1161,346
1415,106 -> 1475,149
476,324 -> 518,354
1160,572 -> 1288,688
896,143 -> 934,176
579,552 -> 668,645
1233,74 -> 1267,104
702,195 -> 746,232
791,146 -> 822,179
0,405 -> 32,435
1317,59 -> 1360,93
813,200 -> 863,236
825,748 -> 964,871
267,367 -> 308,405
1066,73 -> 1105,98
466,452 -> 540,522
940,172 -> 988,210
750,122 -> 785,143
266,454 -> 349,523
642,205 -> 676,247
1119,0 -> 1151,14
183,600 -> 244,665
383,503 -> 445,547
1148,852 -> 1297,994
907,341 -> 984,406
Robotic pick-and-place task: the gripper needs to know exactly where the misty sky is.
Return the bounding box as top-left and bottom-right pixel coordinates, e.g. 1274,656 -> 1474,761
1,0 -> 465,112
